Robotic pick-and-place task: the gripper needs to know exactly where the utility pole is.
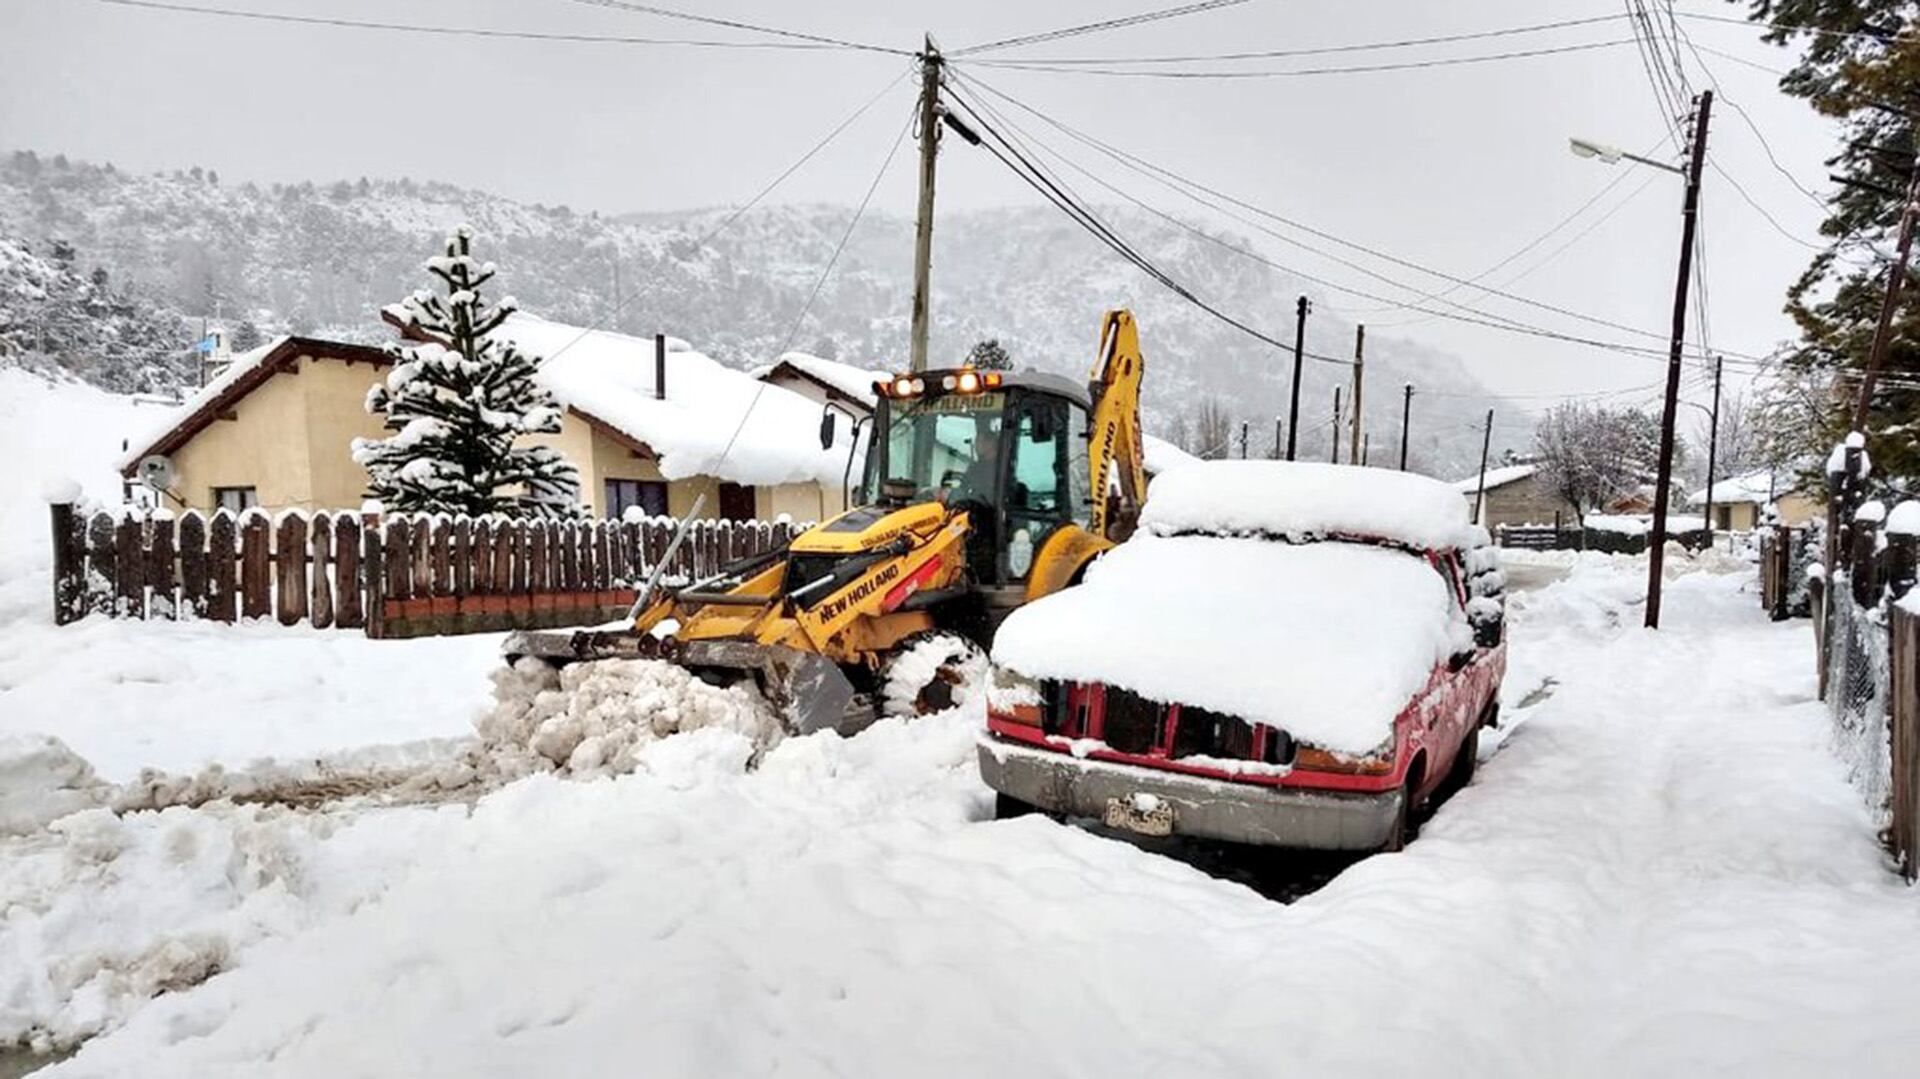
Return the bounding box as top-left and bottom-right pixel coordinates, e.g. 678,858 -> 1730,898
1645,89 -> 1713,630
1362,433 -> 1370,466
1348,324 -> 1366,466
1704,356 -> 1722,544
1330,388 -> 1342,463
1398,383 -> 1413,471
908,38 -> 943,373
1272,416 -> 1282,460
1239,420 -> 1250,459
1472,408 -> 1494,526
1850,156 -> 1920,431
1286,295 -> 1309,460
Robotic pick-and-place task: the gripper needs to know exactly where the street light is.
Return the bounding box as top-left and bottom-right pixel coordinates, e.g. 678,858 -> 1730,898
1567,136 -> 1685,174
1567,90 -> 1713,629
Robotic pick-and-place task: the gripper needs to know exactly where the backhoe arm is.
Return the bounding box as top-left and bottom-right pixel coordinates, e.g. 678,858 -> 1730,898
1087,309 -> 1149,541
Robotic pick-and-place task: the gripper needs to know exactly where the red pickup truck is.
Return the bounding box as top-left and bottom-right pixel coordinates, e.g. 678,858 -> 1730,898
977,461 -> 1506,852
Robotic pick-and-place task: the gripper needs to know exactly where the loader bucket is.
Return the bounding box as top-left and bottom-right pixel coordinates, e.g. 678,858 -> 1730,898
500,630 -> 872,737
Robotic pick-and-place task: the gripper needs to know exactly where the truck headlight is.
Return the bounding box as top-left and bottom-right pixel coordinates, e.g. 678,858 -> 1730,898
987,665 -> 1043,723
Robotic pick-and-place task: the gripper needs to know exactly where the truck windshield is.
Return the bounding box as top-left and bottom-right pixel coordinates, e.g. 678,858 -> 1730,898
863,393 -> 1006,505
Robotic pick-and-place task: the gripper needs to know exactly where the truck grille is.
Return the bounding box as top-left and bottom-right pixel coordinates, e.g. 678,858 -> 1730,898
1171,705 -> 1256,761
1101,687 -> 1164,755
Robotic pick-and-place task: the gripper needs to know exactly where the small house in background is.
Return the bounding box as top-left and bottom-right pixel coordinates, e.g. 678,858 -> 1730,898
751,353 -> 886,424
119,314 -> 861,522
1452,462 -> 1580,529
1686,469 -> 1822,530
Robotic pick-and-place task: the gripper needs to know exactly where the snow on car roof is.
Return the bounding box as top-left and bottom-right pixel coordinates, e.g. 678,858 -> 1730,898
993,534 -> 1464,755
494,315 -> 857,489
1141,460 -> 1474,551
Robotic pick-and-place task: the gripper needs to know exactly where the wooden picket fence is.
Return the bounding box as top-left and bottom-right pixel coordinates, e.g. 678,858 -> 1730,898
48,503 -> 800,640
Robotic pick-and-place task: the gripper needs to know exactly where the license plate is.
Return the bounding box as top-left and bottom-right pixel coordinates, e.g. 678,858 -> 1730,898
1104,794 -> 1175,837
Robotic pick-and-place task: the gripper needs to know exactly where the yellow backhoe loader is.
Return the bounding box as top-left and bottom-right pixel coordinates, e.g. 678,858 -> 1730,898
502,309 -> 1150,734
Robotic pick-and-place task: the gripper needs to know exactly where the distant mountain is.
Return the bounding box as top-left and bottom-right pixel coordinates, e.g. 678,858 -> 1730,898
0,149 -> 1530,476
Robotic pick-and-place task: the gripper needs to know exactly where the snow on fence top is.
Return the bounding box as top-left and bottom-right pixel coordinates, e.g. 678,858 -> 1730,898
993,535 -> 1463,755
496,315 -> 858,491
1140,460 -> 1473,551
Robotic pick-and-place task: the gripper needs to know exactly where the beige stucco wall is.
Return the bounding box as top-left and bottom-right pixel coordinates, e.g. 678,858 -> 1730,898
160,363 -> 840,523
165,353 -> 388,513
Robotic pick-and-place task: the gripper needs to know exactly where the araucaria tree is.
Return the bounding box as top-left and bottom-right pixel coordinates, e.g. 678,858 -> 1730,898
355,227 -> 581,518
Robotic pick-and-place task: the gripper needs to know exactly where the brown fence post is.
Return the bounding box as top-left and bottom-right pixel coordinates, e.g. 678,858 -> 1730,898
86,511 -> 116,616
208,511 -> 238,622
241,512 -> 271,620
178,510 -> 208,620
310,511 -> 335,629
338,511 -> 366,631
1852,502 -> 1884,610
49,502 -> 86,625
146,512 -> 177,620
114,513 -> 144,619
274,513 -> 307,626
1892,606 -> 1920,882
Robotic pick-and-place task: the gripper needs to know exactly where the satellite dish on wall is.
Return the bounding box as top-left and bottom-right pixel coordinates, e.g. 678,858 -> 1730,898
137,454 -> 178,493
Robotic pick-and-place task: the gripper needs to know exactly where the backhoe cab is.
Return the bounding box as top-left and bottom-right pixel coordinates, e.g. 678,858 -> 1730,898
503,310 -> 1150,736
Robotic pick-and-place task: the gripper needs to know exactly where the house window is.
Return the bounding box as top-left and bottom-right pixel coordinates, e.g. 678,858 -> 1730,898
605,479 -> 667,520
719,483 -> 757,522
212,486 -> 258,514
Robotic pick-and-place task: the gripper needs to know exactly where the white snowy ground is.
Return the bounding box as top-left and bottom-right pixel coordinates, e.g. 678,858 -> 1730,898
0,370 -> 500,781
0,555 -> 1912,1077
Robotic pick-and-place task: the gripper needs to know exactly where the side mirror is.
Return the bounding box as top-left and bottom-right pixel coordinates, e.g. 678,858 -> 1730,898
818,407 -> 837,451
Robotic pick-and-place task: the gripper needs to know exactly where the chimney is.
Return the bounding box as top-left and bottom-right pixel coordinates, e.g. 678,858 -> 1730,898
655,332 -> 666,400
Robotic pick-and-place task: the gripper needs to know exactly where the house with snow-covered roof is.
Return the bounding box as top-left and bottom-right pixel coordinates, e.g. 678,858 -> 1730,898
1451,460 -> 1580,529
750,353 -> 885,423
1684,469 -> 1822,531
118,315 -> 864,522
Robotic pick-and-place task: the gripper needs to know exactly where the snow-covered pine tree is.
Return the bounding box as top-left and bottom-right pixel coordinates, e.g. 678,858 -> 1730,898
354,227 -> 582,518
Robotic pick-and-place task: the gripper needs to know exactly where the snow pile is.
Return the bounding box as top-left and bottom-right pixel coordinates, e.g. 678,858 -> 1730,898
0,799 -> 470,1052
1142,434 -> 1201,476
994,535 -> 1462,754
1141,460 -> 1473,550
494,314 -> 858,490
475,658 -> 783,779
0,735 -> 112,837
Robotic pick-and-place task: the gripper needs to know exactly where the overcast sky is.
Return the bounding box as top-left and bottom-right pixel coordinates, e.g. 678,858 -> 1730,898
1,0 -> 1841,415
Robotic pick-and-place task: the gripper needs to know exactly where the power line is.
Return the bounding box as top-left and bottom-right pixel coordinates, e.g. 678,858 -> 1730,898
969,38 -> 1637,78
1706,157 -> 1825,249
955,72 -> 1702,347
1671,8 -> 1911,45
942,82 -> 1336,364
956,0 -> 1249,56
89,0 -> 863,51
564,0 -> 908,54
952,71 -> 1779,367
970,13 -> 1630,65
540,69 -> 908,365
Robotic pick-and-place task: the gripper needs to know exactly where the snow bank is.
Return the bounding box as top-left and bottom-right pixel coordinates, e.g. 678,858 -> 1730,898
0,735 -> 112,837
495,314 -> 857,490
475,657 -> 783,779
1142,434 -> 1200,476
994,535 -> 1462,754
1141,460 -> 1473,550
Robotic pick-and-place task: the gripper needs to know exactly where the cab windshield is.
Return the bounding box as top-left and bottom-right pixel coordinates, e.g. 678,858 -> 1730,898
862,392 -> 1007,505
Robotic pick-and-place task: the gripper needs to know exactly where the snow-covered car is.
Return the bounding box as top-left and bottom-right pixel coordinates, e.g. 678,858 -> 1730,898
978,460 -> 1506,852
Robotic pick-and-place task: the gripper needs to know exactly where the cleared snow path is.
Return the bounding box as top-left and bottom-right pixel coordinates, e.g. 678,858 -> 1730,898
30,562 -> 1920,1077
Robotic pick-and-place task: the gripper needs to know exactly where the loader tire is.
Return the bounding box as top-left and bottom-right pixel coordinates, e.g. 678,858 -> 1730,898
880,632 -> 988,719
